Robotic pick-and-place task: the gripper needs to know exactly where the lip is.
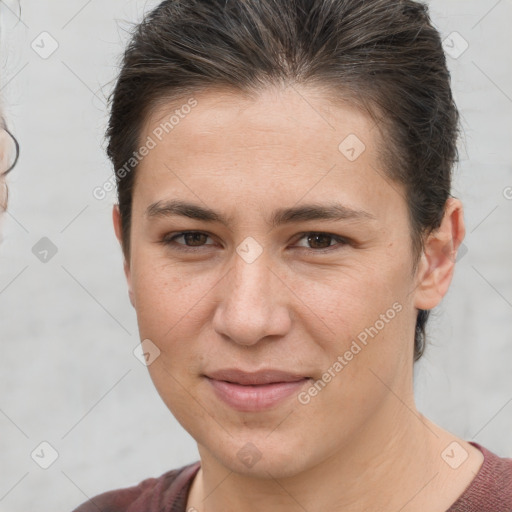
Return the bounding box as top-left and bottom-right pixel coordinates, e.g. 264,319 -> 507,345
204,369 -> 310,412
206,368 -> 308,385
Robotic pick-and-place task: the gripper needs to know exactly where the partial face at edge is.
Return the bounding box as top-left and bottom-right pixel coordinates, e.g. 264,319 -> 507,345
0,126 -> 18,212
0,128 -> 10,211
113,85 -> 459,478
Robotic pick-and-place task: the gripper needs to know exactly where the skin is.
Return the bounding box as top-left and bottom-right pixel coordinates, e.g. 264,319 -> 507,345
0,123 -> 17,212
0,176 -> 5,211
113,86 -> 483,511
0,126 -> 9,211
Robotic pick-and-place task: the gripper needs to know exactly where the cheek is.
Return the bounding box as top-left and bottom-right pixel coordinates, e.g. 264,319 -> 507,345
132,254 -> 199,322
130,256 -> 217,367
130,261 -> 211,416
291,259 -> 409,346
291,259 -> 414,408
293,277 -> 412,440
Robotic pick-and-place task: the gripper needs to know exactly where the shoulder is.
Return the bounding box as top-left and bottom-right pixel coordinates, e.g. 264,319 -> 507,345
448,442 -> 512,511
71,461 -> 201,512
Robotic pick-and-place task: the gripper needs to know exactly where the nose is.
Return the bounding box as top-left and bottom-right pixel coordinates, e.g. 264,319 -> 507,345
211,248 -> 292,347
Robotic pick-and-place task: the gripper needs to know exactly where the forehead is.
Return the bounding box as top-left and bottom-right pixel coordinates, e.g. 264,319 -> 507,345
146,85 -> 374,149
134,86 -> 402,222
141,86 -> 381,176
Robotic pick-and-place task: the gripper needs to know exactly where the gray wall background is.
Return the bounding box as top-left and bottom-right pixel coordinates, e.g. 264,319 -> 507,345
0,1 -> 511,510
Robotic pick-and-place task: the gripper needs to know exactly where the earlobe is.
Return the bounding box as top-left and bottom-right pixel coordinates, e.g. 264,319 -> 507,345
124,261 -> 136,308
113,204 -> 123,245
112,205 -> 136,308
413,198 -> 465,311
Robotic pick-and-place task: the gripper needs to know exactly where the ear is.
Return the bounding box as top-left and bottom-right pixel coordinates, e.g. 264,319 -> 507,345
113,205 -> 135,308
413,198 -> 466,311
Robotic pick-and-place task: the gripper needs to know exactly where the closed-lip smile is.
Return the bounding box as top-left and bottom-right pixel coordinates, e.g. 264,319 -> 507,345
204,368 -> 310,411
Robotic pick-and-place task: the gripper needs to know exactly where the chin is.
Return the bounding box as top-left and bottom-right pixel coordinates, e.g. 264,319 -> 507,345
196,428 -> 319,479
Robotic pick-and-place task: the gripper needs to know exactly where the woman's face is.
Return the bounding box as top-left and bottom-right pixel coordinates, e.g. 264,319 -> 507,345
116,86 -> 434,477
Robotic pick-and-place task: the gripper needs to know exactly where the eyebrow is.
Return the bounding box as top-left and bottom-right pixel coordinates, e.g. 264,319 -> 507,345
145,199 -> 375,228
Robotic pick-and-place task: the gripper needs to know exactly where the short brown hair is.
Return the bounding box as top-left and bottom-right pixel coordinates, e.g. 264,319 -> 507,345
106,0 -> 460,361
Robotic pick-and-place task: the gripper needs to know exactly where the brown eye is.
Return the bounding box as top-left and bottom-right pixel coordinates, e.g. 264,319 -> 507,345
307,233 -> 333,249
163,231 -> 215,250
294,232 -> 349,251
181,232 -> 209,246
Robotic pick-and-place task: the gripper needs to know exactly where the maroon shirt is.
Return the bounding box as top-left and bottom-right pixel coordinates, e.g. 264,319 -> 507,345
72,442 -> 512,511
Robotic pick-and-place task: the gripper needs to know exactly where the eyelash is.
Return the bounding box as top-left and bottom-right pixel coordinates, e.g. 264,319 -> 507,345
160,231 -> 350,253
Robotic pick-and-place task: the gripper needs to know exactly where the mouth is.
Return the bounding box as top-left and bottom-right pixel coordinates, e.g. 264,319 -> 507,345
204,369 -> 311,412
